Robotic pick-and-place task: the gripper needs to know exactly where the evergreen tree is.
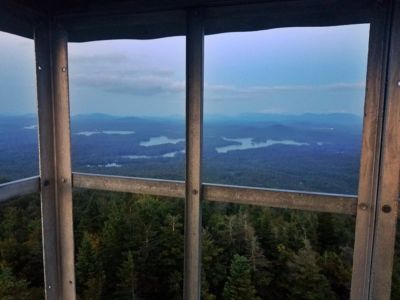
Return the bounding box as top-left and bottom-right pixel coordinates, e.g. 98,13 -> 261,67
117,251 -> 137,299
202,229 -> 224,298
76,232 -> 105,299
0,265 -> 30,300
320,251 -> 352,299
223,254 -> 259,300
286,240 -> 335,300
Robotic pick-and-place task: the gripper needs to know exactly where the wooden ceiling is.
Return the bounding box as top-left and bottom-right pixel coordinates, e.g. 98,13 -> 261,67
0,0 -> 379,41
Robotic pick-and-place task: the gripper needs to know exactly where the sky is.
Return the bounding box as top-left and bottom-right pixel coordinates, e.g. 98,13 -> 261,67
0,24 -> 370,117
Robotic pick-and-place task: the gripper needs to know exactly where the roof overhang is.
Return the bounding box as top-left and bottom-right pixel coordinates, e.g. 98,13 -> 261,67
0,0 -> 379,41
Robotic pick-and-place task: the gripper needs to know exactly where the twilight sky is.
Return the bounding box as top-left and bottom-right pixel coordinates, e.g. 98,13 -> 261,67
0,24 -> 370,116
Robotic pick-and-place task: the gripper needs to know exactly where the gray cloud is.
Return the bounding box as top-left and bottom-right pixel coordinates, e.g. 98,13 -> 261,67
70,53 -> 183,96
69,53 -> 174,76
69,54 -> 364,98
206,82 -> 366,95
72,71 -> 365,98
72,73 -> 185,96
69,53 -> 129,65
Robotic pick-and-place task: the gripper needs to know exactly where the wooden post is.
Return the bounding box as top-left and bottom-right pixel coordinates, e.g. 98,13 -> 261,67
184,8 -> 204,300
34,22 -> 76,300
370,2 -> 400,298
350,9 -> 390,300
351,2 -> 400,299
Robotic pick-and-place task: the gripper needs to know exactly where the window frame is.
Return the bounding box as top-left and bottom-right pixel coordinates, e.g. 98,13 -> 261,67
0,1 -> 399,299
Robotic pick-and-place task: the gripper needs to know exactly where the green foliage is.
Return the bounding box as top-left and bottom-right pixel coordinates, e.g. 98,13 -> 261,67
0,195 -> 44,299
285,240 -> 336,300
116,251 -> 137,299
5,191 -> 400,300
76,231 -> 105,299
0,265 -> 30,300
223,254 -> 259,300
320,251 -> 352,299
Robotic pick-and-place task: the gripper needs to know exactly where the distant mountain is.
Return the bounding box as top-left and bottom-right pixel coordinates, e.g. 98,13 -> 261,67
233,112 -> 362,124
0,113 -> 37,121
202,112 -> 361,124
71,113 -> 118,121
0,112 -> 364,131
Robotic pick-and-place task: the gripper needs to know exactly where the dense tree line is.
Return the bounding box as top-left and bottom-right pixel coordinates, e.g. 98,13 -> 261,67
4,189 -> 399,299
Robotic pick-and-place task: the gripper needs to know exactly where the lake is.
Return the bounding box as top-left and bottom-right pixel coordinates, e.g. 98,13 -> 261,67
76,130 -> 135,136
140,136 -> 184,147
216,137 -> 309,153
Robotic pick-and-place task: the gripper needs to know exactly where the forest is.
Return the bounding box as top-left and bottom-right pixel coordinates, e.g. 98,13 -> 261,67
1,188 -> 400,300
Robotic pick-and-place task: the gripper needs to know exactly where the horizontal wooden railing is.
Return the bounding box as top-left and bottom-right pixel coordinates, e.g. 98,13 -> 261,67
73,172 -> 185,198
3,173 -> 399,218
0,176 -> 40,203
203,183 -> 357,215
72,172 -> 358,215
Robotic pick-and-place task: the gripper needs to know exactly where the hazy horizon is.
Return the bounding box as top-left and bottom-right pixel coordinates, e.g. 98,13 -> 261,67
0,111 -> 364,118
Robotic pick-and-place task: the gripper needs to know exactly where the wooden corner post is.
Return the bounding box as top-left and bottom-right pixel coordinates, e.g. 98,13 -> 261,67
34,21 -> 76,300
370,1 -> 400,298
184,8 -> 204,300
351,1 -> 400,299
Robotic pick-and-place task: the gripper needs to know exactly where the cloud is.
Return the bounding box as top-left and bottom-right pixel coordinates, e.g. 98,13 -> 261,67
69,53 -> 174,76
70,53 -> 183,96
206,82 -> 366,95
69,53 -> 129,65
69,54 -> 364,98
72,73 -> 185,96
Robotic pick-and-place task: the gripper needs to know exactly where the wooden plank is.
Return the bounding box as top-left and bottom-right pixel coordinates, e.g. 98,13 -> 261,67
184,9 -> 204,300
350,7 -> 391,300
369,2 -> 400,298
0,176 -> 40,203
73,173 -> 185,198
204,184 -> 357,215
35,23 -> 76,300
72,173 -> 357,214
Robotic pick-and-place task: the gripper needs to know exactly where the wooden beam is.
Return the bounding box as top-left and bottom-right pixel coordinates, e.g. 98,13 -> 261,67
184,9 -> 204,300
350,6 -> 391,300
0,176 -> 40,203
0,174 -> 368,216
369,2 -> 400,298
35,22 -> 76,300
204,184 -> 357,214
72,173 -> 358,215
73,172 -> 185,198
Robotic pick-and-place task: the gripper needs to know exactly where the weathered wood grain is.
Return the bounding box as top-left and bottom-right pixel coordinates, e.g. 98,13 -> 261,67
35,23 -> 76,300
